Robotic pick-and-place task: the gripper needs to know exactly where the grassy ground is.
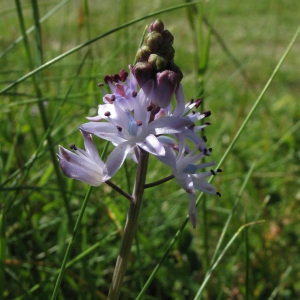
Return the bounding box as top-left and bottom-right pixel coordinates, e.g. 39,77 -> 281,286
1,0 -> 300,299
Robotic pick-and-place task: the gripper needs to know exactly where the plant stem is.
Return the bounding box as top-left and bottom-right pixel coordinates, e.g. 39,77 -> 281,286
107,149 -> 149,300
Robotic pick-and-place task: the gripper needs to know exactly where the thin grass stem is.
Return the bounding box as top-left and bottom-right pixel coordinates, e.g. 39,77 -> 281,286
193,220 -> 265,299
50,186 -> 93,300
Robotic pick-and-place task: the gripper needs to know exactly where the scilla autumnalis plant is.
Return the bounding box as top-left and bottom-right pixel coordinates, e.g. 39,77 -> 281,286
57,19 -> 221,299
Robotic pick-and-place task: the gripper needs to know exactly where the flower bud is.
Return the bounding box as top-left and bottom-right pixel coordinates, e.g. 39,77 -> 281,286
136,45 -> 152,62
161,30 -> 174,45
132,62 -> 154,88
167,61 -> 183,82
156,42 -> 175,61
149,19 -> 164,33
151,70 -> 180,108
148,54 -> 167,72
145,31 -> 163,52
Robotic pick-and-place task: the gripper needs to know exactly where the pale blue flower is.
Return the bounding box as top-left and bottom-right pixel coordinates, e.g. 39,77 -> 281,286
57,130 -> 108,186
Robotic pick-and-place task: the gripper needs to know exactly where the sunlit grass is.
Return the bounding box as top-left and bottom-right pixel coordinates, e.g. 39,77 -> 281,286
1,0 -> 300,299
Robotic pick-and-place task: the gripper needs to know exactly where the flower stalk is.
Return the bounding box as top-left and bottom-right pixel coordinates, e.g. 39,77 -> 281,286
107,149 -> 149,300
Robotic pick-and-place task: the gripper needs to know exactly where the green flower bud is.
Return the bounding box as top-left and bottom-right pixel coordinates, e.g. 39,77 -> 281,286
148,54 -> 167,72
145,32 -> 163,52
136,45 -> 152,62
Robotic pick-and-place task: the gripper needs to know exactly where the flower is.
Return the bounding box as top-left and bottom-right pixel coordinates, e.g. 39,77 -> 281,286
57,130 -> 108,186
157,135 -> 218,228
80,77 -> 193,178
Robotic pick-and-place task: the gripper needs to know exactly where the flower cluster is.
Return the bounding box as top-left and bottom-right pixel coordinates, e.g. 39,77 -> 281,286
57,19 -> 220,228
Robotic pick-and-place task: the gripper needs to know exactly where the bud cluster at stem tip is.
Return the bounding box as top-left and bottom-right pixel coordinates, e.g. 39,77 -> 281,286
133,19 -> 183,107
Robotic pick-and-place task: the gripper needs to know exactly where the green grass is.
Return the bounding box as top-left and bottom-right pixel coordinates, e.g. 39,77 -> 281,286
1,0 -> 300,299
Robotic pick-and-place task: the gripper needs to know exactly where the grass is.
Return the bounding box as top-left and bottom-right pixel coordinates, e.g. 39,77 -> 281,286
1,0 -> 300,299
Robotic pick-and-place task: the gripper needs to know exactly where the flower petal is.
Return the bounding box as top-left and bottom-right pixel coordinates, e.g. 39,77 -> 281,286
191,172 -> 216,195
57,146 -> 104,186
105,142 -> 132,177
137,134 -> 165,156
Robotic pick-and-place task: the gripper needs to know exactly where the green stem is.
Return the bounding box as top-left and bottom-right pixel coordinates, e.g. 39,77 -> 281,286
108,149 -> 149,300
50,186 -> 93,300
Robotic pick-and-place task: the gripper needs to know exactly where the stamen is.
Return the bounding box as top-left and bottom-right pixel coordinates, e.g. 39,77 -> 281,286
70,144 -> 77,150
119,69 -> 128,82
203,136 -> 207,142
104,111 -> 111,117
98,82 -> 104,87
132,91 -> 137,98
210,170 -> 216,175
116,126 -> 122,132
195,98 -> 202,108
136,120 -> 142,126
104,75 -> 113,84
216,192 -> 221,197
104,94 -> 116,103
203,110 -> 211,117
112,73 -> 121,82
217,169 -> 222,173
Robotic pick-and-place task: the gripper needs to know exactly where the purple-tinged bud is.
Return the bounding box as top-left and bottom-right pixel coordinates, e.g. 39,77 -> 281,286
151,70 -> 180,108
145,31 -> 163,52
132,62 -> 154,88
156,42 -> 175,61
167,61 -> 183,82
136,45 -> 152,62
161,30 -> 174,45
149,19 -> 164,33
148,54 -> 167,72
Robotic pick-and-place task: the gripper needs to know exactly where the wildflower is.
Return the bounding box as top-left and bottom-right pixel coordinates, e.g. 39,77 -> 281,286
80,79 -> 193,177
57,130 -> 108,186
157,135 -> 219,228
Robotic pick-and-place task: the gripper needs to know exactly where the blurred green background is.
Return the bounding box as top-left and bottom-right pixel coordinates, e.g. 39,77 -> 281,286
1,0 -> 299,299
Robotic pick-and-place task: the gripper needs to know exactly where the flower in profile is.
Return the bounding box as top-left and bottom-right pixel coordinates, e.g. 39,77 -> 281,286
57,130 -> 108,186
157,135 -> 219,228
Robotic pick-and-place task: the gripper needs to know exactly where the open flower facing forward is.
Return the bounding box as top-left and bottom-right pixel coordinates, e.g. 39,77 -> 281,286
80,71 -> 193,178
57,130 -> 109,186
